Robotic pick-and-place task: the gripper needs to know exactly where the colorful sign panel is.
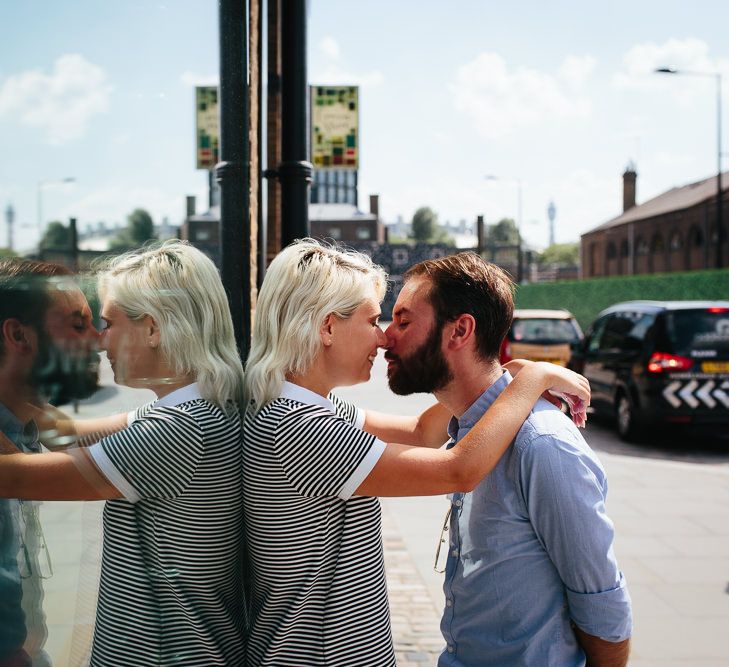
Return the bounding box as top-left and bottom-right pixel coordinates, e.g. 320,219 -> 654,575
311,86 -> 358,169
196,86 -> 219,170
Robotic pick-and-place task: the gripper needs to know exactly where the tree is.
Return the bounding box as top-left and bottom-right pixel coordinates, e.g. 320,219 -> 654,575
408,207 -> 455,245
410,206 -> 438,242
487,218 -> 520,245
111,208 -> 156,249
537,242 -> 579,266
0,247 -> 18,259
41,221 -> 71,250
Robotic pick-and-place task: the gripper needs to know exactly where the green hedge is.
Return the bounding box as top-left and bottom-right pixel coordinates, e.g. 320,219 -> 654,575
515,269 -> 729,330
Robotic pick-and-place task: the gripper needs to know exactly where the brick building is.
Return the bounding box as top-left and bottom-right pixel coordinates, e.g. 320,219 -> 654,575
310,194 -> 386,244
580,166 -> 729,277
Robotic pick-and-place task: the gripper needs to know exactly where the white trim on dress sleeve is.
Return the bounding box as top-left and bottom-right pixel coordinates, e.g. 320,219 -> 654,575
353,407 -> 366,430
88,442 -> 141,503
126,411 -> 136,427
338,437 -> 386,501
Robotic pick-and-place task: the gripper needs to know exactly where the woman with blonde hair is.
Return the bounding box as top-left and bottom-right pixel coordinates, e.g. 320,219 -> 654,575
243,239 -> 589,666
0,241 -> 246,666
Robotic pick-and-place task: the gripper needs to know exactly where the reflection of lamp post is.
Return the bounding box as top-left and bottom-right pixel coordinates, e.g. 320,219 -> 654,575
37,177 -> 76,252
485,174 -> 523,282
655,67 -> 723,269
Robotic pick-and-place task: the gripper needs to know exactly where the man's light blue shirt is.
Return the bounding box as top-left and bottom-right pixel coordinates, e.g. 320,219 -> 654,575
0,402 -> 40,657
439,372 -> 632,667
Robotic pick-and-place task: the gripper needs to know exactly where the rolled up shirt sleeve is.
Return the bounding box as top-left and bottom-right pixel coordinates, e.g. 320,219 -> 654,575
520,431 -> 633,642
566,571 -> 632,641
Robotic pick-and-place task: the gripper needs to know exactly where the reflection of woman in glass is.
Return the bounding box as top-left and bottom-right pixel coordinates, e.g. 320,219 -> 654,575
0,242 -> 246,666
242,240 -> 589,666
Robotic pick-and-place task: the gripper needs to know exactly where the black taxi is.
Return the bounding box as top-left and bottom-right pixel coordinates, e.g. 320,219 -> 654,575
572,301 -> 729,441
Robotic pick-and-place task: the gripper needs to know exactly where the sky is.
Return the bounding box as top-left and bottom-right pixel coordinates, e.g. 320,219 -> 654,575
3,1 -> 729,252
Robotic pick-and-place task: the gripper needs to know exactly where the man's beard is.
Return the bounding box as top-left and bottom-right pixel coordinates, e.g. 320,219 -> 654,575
386,323 -> 453,395
31,331 -> 100,406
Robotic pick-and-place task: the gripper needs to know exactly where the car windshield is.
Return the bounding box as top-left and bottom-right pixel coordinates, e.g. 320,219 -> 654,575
511,318 -> 580,344
666,309 -> 729,354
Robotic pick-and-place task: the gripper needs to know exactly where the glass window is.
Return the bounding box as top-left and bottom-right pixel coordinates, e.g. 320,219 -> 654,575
587,317 -> 608,353
599,313 -> 636,350
356,227 -> 371,240
510,318 -> 581,344
666,309 -> 729,354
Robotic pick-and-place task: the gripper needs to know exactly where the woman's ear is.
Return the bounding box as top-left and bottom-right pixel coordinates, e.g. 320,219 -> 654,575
320,313 -> 335,347
145,315 -> 161,349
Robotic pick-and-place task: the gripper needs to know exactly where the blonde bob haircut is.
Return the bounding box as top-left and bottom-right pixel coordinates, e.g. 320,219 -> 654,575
245,239 -> 387,410
97,240 -> 244,412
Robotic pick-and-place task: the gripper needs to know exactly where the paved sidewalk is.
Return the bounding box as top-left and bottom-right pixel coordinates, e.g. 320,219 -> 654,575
382,505 -> 444,665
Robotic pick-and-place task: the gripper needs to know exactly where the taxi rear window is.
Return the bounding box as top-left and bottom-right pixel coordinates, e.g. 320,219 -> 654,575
510,318 -> 581,344
665,309 -> 729,355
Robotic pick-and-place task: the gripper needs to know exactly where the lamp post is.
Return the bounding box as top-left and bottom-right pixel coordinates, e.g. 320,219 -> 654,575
37,177 -> 76,252
655,67 -> 723,269
485,175 -> 523,282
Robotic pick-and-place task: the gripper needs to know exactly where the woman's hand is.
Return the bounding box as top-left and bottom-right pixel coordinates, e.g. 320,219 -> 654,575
23,403 -> 77,449
504,359 -> 564,410
533,362 -> 590,428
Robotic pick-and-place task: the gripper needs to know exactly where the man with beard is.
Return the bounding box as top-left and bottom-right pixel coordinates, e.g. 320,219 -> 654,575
0,259 -> 99,667
384,252 -> 632,667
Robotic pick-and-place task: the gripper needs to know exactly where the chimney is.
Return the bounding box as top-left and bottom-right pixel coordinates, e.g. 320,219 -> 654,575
186,195 -> 197,219
369,194 -> 379,219
476,215 -> 485,253
623,163 -> 637,212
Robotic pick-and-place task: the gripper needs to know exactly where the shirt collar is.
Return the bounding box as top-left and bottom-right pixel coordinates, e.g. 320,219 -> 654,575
0,402 -> 40,452
279,381 -> 336,414
153,383 -> 202,409
447,370 -> 513,441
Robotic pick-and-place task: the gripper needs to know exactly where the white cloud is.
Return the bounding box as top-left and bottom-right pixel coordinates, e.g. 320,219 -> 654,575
311,36 -> 383,87
312,65 -> 384,87
451,53 -> 593,139
559,55 -> 596,87
319,36 -> 341,61
0,54 -> 112,144
612,37 -> 729,100
180,71 -> 219,87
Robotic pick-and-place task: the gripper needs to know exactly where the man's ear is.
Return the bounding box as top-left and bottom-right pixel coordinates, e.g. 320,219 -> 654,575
2,319 -> 35,354
445,314 -> 476,352
320,313 -> 335,347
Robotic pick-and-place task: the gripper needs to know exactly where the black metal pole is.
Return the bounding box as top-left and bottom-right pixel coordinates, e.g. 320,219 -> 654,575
716,73 -> 724,269
217,0 -> 251,360
68,217 -> 78,272
279,0 -> 312,246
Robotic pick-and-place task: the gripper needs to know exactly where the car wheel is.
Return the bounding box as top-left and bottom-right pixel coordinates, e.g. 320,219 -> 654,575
616,391 -> 641,442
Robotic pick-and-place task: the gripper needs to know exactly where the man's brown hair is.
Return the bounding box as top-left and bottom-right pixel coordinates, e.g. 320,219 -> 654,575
0,259 -> 72,359
404,252 -> 514,361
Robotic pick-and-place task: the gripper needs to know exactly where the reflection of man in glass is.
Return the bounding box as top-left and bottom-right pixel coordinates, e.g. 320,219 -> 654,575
0,259 -> 99,667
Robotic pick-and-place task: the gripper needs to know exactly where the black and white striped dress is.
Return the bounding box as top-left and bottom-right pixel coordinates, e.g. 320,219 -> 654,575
88,383 -> 245,666
243,381 -> 395,667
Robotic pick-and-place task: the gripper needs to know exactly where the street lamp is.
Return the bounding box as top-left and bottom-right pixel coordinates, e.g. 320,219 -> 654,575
485,174 -> 524,281
655,67 -> 724,269
37,177 -> 76,252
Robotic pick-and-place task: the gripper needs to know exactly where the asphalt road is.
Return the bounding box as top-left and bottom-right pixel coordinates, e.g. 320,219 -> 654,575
582,414 -> 729,465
